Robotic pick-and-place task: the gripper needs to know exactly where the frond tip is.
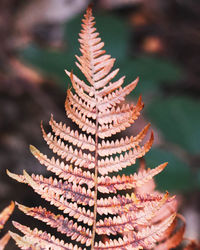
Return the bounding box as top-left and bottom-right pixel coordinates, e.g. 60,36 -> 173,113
8,5 -> 183,250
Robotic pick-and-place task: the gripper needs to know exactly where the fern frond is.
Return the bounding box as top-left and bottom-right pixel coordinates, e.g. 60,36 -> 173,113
27,171 -> 94,223
66,99 -> 96,135
50,115 -> 95,151
97,162 -> 167,193
96,76 -> 125,97
41,124 -> 95,168
67,89 -> 96,119
98,123 -> 150,156
98,100 -> 141,125
0,201 -> 14,230
16,205 -> 92,245
9,5 -> 183,250
96,192 -> 169,235
10,223 -> 85,249
65,70 -> 93,95
97,192 -> 174,216
155,215 -> 185,249
68,73 -> 96,108
30,146 -> 94,187
0,201 -> 14,250
27,175 -> 94,206
98,133 -> 153,175
97,77 -> 139,112
96,214 -> 176,249
0,233 -> 10,250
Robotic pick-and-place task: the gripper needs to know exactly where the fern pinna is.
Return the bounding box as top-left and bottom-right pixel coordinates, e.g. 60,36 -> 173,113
0,201 -> 14,249
8,6 -> 182,249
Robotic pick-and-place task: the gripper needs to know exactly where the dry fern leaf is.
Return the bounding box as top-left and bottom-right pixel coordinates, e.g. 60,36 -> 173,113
0,201 -> 15,250
8,6 -> 180,249
136,159 -> 186,250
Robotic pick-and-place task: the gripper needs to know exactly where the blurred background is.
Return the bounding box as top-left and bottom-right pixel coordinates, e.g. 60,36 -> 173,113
0,0 -> 200,248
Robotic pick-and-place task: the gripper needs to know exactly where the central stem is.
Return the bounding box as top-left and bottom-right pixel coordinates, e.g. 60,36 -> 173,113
91,105 -> 99,249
